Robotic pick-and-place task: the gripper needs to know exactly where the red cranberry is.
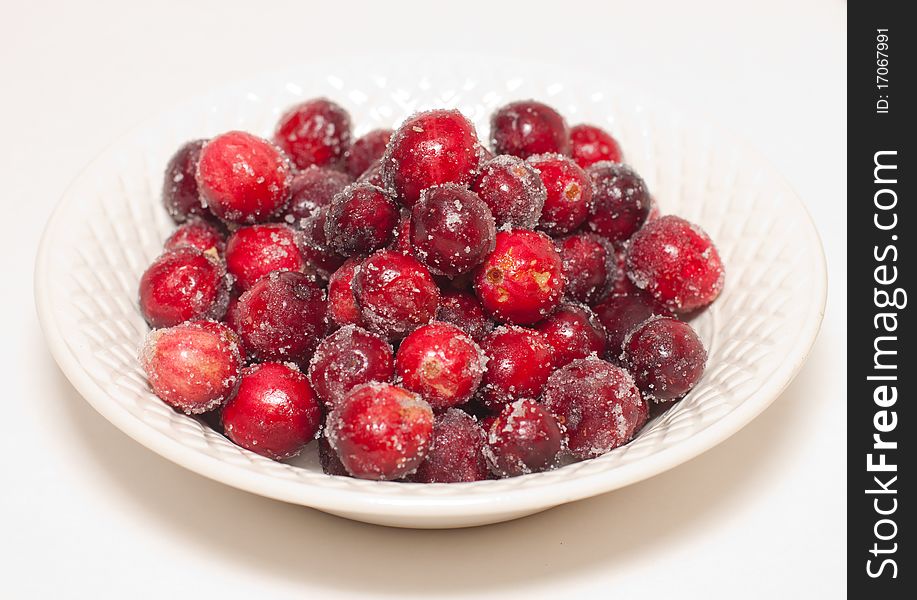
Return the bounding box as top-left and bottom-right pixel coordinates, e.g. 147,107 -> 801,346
570,124 -> 623,168
196,131 -> 293,224
527,153 -> 594,236
556,233 -> 616,305
163,139 -> 210,222
297,207 -> 346,280
233,271 -> 327,364
611,247 -> 639,294
224,223 -> 306,290
389,209 -> 413,255
164,218 -> 225,255
326,258 -> 363,329
413,409 -> 488,483
357,160 -> 385,187
535,304 -> 606,368
325,183 -> 399,256
222,362 -> 321,460
472,155 -> 546,229
394,322 -> 485,410
626,215 -> 724,313
436,290 -> 494,342
542,357 -> 647,459
490,100 -> 571,159
381,110 -> 482,207
283,166 -> 352,225
308,325 -> 394,409
319,436 -> 350,476
479,326 -> 554,408
622,317 -> 707,401
593,293 -> 672,360
586,162 -> 651,246
140,320 -> 242,414
484,399 -> 562,477
138,247 -> 229,328
352,250 -> 440,341
410,184 -> 496,277
473,229 -> 565,325
326,382 -> 434,480
223,291 -> 242,334
344,129 -> 393,178
274,98 -> 352,170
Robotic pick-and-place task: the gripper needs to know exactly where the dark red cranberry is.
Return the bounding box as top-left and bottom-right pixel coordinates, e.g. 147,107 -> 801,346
593,292 -> 671,361
274,98 -> 352,170
542,357 -> 647,459
344,129 -> 393,179
224,223 -> 306,290
164,218 -> 225,255
196,131 -> 293,224
352,250 -> 440,341
324,183 -> 399,256
410,184 -> 496,277
308,325 -> 394,409
140,320 -> 242,414
471,155 -> 546,229
527,154 -> 593,235
484,399 -> 562,477
282,166 -> 352,225
163,139 -> 210,222
326,258 -> 363,329
535,304 -> 606,368
222,362 -> 321,460
586,162 -> 651,246
622,317 -> 707,401
138,247 -> 229,328
381,110 -> 482,207
357,160 -> 385,187
326,382 -> 434,480
297,207 -> 346,280
319,436 -> 350,476
570,124 -> 623,168
389,210 -> 413,254
479,326 -> 554,408
556,233 -> 616,305
413,409 -> 488,483
626,215 -> 724,313
473,229 -> 565,325
233,271 -> 327,364
436,290 -> 494,342
490,100 -> 571,159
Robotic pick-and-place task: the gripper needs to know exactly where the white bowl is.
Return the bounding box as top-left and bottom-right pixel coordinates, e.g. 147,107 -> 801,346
34,57 -> 826,529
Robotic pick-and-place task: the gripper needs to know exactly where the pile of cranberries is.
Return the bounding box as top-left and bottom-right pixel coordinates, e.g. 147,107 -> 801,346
139,97 -> 724,482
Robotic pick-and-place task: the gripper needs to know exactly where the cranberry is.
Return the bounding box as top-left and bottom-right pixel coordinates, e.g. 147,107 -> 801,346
297,207 -> 346,280
325,183 -> 399,256
593,293 -> 672,360
413,409 -> 488,483
140,320 -> 242,414
196,131 -> 293,224
344,129 -> 393,178
436,290 -> 494,342
479,326 -> 554,408
274,98 -> 352,170
163,139 -> 210,222
283,166 -> 352,225
352,250 -> 440,341
233,271 -> 327,364
585,162 -> 651,246
471,155 -> 546,229
319,436 -> 350,476
222,362 -> 321,460
556,233 -> 616,305
484,399 -> 562,477
326,258 -> 363,329
622,317 -> 707,401
490,100 -> 571,159
535,304 -> 606,368
308,325 -> 394,409
357,160 -> 385,187
394,322 -> 485,410
389,209 -> 413,255
326,382 -> 434,480
611,247 -> 640,294
473,229 -> 565,325
224,223 -> 306,290
381,110 -> 482,207
570,124 -> 623,168
625,215 -> 724,313
542,357 -> 647,460
410,184 -> 496,277
223,291 -> 242,334
527,154 -> 594,236
138,247 -> 229,328
164,218 -> 225,255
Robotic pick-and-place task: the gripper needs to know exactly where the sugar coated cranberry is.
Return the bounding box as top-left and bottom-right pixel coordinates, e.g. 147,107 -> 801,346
283,166 -> 352,225
345,129 -> 393,178
622,316 -> 707,401
410,184 -> 496,277
164,218 -> 225,255
556,233 -> 616,305
352,250 -> 440,341
472,155 -> 546,229
139,247 -> 229,328
484,399 -> 562,477
542,357 -> 647,460
611,247 -> 639,294
436,290 -> 494,342
381,110 -> 482,207
394,322 -> 486,410
308,325 -> 394,409
325,183 -> 399,256
224,223 -> 306,290
163,139 -> 210,222
626,215 -> 724,313
413,409 -> 488,483
535,304 -> 606,368
593,293 -> 672,359
274,98 -> 352,170
586,162 -> 651,246
390,209 -> 413,255
479,326 -> 554,408
326,258 -> 363,328
357,160 -> 385,187
319,436 -> 350,476
490,100 -> 571,159
473,229 -> 564,325
222,362 -> 321,460
233,271 -> 327,363
326,382 -> 434,480
570,124 -> 623,168
527,153 -> 594,236
297,208 -> 346,280
140,320 -> 242,414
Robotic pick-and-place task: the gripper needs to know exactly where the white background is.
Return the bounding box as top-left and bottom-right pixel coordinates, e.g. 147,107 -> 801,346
1,0 -> 846,597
